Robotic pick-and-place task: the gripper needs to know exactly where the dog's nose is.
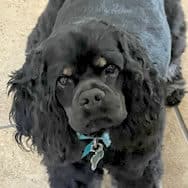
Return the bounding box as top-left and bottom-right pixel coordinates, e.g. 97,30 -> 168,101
79,88 -> 105,110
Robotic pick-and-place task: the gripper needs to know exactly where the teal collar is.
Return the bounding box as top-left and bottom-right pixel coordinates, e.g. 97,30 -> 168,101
77,132 -> 111,171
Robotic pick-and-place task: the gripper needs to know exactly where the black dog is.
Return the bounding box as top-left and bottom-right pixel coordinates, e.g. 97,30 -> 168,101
8,0 -> 186,187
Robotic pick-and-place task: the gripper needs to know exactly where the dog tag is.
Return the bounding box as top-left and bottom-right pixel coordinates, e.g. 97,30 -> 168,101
90,143 -> 104,171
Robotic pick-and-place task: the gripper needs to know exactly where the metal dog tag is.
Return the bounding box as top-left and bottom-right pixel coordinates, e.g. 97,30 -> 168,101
90,143 -> 104,171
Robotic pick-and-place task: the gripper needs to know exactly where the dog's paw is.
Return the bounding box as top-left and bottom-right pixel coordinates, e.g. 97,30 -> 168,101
166,79 -> 185,106
166,64 -> 186,106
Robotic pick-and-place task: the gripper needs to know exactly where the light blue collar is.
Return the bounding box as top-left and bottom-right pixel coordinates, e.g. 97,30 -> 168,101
77,132 -> 111,158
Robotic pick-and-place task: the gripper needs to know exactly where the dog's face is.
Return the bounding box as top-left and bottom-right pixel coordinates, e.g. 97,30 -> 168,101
56,57 -> 127,134
43,26 -> 127,135
9,21 -> 164,159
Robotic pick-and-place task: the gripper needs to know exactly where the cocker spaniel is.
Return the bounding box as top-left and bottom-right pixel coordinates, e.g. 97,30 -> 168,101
8,0 -> 186,187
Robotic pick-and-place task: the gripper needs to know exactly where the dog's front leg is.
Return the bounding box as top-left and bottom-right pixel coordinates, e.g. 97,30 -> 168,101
47,162 -> 103,188
105,154 -> 163,188
106,164 -> 145,188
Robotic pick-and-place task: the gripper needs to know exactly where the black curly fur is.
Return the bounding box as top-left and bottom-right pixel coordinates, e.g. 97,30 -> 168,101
8,0 -> 186,187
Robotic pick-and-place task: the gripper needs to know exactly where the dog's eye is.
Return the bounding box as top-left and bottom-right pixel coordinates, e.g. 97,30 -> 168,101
58,76 -> 72,87
104,64 -> 118,74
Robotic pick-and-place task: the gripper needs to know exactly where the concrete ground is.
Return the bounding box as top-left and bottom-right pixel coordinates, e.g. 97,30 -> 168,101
0,0 -> 187,187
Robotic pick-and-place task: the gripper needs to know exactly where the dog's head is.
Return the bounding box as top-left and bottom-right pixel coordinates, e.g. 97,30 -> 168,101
8,21 -> 165,162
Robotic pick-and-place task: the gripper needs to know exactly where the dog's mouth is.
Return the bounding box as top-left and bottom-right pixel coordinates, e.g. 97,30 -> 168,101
86,117 -> 112,127
84,117 -> 113,135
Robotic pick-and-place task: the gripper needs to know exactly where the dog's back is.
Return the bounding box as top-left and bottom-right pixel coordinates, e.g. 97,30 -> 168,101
53,0 -> 171,77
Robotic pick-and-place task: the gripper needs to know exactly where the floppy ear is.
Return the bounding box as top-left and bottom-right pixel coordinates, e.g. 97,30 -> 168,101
111,31 -> 166,151
8,49 -> 42,142
8,48 -> 83,162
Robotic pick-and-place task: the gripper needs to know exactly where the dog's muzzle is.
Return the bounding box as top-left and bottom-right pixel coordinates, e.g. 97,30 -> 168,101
65,79 -> 127,134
